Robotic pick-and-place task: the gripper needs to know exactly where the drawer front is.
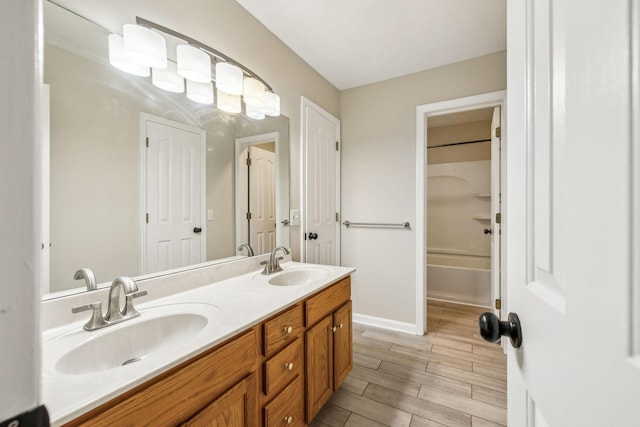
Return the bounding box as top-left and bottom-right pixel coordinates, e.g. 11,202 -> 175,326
264,339 -> 303,398
264,377 -> 304,427
305,277 -> 351,327
263,304 -> 303,356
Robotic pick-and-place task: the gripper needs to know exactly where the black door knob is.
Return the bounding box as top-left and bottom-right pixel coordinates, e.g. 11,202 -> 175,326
484,228 -> 492,235
478,312 -> 522,348
308,232 -> 318,240
193,227 -> 202,234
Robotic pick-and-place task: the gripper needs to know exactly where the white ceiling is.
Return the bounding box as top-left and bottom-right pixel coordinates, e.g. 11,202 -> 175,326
235,0 -> 506,90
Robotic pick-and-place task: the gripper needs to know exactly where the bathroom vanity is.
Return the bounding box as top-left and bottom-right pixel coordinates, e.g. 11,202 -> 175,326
41,257 -> 354,427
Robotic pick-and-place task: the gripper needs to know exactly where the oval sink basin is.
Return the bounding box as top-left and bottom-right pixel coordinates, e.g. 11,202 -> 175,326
52,304 -> 220,375
268,267 -> 330,286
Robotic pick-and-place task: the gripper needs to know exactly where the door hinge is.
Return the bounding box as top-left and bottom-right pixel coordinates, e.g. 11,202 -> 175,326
495,213 -> 502,224
146,137 -> 149,148
336,141 -> 339,151
146,213 -> 149,224
335,212 -> 339,222
495,298 -> 502,310
495,126 -> 501,138
246,212 -> 252,220
246,157 -> 252,166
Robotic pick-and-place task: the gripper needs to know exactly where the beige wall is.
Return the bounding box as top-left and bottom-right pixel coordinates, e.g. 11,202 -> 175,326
55,0 -> 342,259
340,51 -> 506,326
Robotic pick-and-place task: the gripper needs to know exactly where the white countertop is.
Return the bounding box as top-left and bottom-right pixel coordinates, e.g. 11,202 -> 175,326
41,261 -> 354,426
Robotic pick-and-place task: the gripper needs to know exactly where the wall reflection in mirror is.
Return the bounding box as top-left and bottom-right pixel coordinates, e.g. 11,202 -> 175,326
43,1 -> 290,298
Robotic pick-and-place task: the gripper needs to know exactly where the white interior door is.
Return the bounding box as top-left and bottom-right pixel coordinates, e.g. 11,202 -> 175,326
142,114 -> 206,274
506,0 -> 640,425
490,106 -> 501,316
302,97 -> 340,265
248,146 -> 276,254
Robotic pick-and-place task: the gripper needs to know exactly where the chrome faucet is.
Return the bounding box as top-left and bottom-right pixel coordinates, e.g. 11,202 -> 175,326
237,243 -> 255,257
74,267 -> 97,291
71,276 -> 147,331
261,246 -> 290,275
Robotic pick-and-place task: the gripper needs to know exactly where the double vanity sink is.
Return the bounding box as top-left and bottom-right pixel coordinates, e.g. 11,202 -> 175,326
41,260 -> 353,426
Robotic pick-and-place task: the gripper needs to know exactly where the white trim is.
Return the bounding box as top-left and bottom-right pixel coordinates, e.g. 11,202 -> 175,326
300,96 -> 341,264
41,84 -> 50,295
353,313 -> 417,335
234,132 -> 282,251
139,113 -> 207,274
416,90 -> 507,336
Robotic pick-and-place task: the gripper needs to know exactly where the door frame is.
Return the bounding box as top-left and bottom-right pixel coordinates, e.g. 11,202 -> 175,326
415,90 -> 506,335
234,131 -> 281,253
139,113 -> 207,274
300,96 -> 341,264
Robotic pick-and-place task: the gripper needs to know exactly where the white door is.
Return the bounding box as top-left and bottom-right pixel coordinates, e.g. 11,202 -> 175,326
248,146 -> 276,254
505,0 -> 640,425
302,97 -> 340,265
142,114 -> 206,274
490,106 -> 501,316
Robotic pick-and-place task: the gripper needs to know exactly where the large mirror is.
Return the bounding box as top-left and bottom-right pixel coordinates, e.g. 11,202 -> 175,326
43,1 -> 290,298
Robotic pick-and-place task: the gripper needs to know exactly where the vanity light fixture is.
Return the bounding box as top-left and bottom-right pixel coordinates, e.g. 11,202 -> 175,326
187,80 -> 214,105
122,24 -> 167,69
107,17 -> 280,117
217,89 -> 242,113
262,92 -> 281,117
107,34 -> 150,77
176,44 -> 212,83
215,62 -> 244,96
245,103 -> 265,120
243,77 -> 265,107
152,62 -> 184,93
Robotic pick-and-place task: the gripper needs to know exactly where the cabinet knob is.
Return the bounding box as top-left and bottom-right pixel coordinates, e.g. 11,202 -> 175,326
283,326 -> 293,334
284,416 -> 293,424
339,323 -> 344,329
284,362 -> 294,371
332,326 -> 337,332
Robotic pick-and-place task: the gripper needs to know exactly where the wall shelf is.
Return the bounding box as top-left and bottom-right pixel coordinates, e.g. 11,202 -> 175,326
472,216 -> 491,221
474,193 -> 491,198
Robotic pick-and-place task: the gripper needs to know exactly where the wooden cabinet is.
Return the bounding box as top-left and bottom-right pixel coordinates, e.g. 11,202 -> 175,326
304,278 -> 352,422
182,373 -> 257,427
63,275 -> 352,427
65,329 -> 259,427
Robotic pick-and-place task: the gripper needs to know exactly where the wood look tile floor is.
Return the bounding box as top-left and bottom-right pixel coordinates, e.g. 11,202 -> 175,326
310,300 -> 506,427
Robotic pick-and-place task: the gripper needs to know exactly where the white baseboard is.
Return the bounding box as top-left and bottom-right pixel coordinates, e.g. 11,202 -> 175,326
353,313 -> 417,335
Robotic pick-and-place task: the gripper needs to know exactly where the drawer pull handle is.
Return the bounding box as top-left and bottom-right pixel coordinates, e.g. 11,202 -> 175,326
284,416 -> 293,424
283,326 -> 293,334
285,362 -> 294,371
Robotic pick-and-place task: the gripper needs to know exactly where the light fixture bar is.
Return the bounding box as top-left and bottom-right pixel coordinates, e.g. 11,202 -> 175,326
135,16 -> 273,91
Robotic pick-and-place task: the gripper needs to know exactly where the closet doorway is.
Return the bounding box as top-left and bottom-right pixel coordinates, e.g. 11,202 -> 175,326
416,91 -> 506,336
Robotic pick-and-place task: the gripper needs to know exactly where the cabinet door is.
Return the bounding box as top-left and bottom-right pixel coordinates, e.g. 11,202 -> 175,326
182,373 -> 257,427
305,315 -> 334,422
332,300 -> 352,390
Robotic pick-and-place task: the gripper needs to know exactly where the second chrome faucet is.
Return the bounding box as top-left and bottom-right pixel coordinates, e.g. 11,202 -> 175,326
261,246 -> 290,275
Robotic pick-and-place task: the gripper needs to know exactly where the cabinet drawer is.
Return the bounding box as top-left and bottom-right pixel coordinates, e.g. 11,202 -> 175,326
263,304 -> 303,356
263,339 -> 303,398
305,277 -> 350,327
263,377 -> 304,427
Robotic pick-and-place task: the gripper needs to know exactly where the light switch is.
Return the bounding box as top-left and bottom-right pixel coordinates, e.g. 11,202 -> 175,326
289,209 -> 300,226
207,210 -> 214,221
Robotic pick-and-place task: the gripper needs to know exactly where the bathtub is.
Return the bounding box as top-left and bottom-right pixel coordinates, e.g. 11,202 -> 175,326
427,263 -> 491,307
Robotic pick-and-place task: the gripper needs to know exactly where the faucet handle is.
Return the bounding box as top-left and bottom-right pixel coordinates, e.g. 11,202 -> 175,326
123,290 -> 147,319
72,301 -> 108,331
